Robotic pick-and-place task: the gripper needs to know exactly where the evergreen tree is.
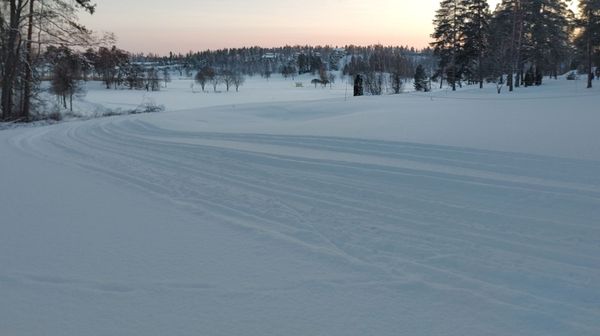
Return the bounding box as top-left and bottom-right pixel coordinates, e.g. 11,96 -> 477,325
391,71 -> 403,94
520,0 -> 572,85
414,65 -> 428,92
482,0 -> 572,91
459,0 -> 491,88
485,4 -> 514,91
487,0 -> 528,91
524,67 -> 534,86
577,0 -> 600,88
507,0 -> 525,91
431,0 -> 465,91
353,75 -> 364,96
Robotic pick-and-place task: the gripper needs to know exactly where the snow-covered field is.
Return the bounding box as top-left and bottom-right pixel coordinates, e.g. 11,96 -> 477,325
1,76 -> 600,335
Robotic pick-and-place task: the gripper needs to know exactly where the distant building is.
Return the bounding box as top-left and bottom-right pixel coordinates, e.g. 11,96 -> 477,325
262,53 -> 278,60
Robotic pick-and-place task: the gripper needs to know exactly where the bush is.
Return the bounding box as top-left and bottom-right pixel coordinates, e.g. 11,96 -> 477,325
134,99 -> 165,114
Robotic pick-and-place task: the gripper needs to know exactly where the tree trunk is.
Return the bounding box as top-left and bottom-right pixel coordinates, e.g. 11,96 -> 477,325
514,1 -> 524,89
508,0 -> 523,92
587,9 -> 593,89
22,0 -> 35,122
1,0 -> 24,120
479,51 -> 484,89
508,1 -> 517,92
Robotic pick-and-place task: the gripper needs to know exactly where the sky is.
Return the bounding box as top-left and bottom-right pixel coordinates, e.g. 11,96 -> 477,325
78,0 -> 571,55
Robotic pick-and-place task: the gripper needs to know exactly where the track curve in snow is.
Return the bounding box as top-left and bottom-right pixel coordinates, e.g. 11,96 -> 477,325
4,113 -> 600,335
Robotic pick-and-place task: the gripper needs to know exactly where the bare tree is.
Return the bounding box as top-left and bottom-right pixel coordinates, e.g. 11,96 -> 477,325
327,72 -> 336,88
162,67 -> 170,88
1,0 -> 96,121
194,66 -> 214,92
221,69 -> 234,92
364,71 -> 384,95
94,46 -> 129,89
281,64 -> 296,79
232,71 -> 245,92
145,67 -> 160,91
318,66 -> 328,83
123,63 -> 144,89
210,72 -> 223,92
47,45 -> 83,111
1,0 -> 27,120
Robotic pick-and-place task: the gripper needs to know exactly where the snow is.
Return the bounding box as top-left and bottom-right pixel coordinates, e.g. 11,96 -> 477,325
73,74 -> 350,114
1,76 -> 600,336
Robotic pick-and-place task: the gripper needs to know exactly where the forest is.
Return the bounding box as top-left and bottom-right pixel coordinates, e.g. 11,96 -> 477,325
431,0 -> 600,91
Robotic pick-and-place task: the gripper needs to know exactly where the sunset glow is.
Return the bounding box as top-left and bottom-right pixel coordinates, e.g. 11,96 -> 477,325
80,0 -> 577,54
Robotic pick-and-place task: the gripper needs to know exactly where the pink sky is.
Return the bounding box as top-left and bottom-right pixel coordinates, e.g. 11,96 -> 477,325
82,0 -> 577,54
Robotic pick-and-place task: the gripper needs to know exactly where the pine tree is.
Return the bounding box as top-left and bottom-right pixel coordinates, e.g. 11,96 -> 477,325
485,0 -> 571,91
390,54 -> 408,94
353,75 -> 364,96
521,0 -> 572,85
485,3 -> 515,92
577,0 -> 600,88
431,0 -> 465,91
459,0 -> 491,88
414,65 -> 428,91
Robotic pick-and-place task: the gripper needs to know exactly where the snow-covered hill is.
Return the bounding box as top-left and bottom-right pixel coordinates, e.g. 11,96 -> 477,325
1,77 -> 599,335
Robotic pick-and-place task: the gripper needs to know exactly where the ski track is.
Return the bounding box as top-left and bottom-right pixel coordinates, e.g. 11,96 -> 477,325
8,115 -> 600,334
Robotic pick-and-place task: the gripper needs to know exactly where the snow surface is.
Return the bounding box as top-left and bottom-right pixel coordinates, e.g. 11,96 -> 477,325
1,76 -> 600,335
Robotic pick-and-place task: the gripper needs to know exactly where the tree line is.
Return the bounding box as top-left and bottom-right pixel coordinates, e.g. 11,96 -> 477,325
342,45 -> 434,95
135,45 -> 431,79
129,44 -> 435,96
431,0 -> 600,92
194,66 -> 245,92
42,46 -> 172,112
